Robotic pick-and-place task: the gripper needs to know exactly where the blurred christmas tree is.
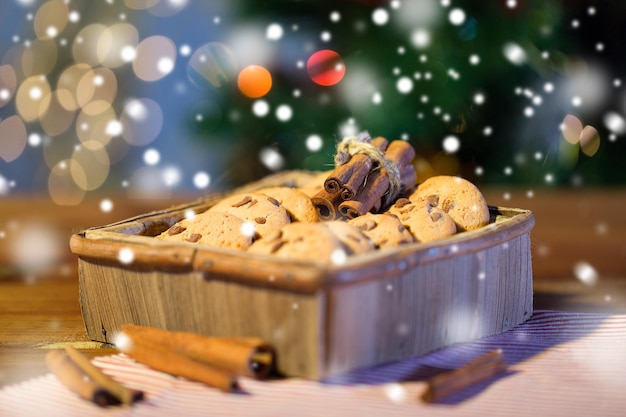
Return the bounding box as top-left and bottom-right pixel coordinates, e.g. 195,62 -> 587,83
1,0 -> 625,202
189,0 -> 626,188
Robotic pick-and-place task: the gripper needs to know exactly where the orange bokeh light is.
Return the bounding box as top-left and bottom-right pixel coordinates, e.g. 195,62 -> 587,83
237,65 -> 272,98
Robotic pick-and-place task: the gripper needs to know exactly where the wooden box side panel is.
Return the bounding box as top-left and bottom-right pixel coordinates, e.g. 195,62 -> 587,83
78,259 -> 327,378
322,234 -> 533,376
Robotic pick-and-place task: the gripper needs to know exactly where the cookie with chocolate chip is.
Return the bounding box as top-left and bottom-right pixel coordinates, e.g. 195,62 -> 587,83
256,186 -> 319,223
387,197 -> 457,243
208,192 -> 291,239
247,222 -> 346,265
348,212 -> 414,249
324,220 -> 376,254
408,175 -> 490,232
155,211 -> 252,250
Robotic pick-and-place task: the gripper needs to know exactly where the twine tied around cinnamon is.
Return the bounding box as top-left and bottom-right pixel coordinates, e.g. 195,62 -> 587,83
333,131 -> 402,209
311,132 -> 416,220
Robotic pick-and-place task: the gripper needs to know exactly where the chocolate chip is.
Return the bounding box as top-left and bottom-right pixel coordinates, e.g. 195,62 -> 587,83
426,195 -> 439,207
269,240 -> 286,254
167,224 -> 186,235
355,219 -> 377,231
442,199 -> 455,213
231,196 -> 252,207
267,197 -> 280,206
429,211 -> 442,222
255,217 -> 267,224
186,233 -> 202,242
395,198 -> 411,208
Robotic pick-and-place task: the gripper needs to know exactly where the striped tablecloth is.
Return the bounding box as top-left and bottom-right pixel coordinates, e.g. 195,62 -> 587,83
2,310 -> 625,417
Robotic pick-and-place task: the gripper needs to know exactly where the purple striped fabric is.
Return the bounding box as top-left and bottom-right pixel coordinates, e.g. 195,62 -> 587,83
1,310 -> 625,416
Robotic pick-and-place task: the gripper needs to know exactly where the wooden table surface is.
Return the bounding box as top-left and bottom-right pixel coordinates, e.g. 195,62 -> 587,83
1,187 -> 625,389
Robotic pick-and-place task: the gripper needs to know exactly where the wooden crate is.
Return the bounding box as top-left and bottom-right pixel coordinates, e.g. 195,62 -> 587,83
70,171 -> 534,379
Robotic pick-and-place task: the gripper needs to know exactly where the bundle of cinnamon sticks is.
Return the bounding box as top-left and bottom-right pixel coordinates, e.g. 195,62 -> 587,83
312,133 -> 417,220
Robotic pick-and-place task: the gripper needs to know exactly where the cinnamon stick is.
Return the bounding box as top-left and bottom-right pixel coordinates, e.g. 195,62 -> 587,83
384,139 -> 416,168
338,153 -> 373,200
371,136 -> 390,151
338,169 -> 390,219
116,330 -> 238,392
46,349 -> 121,407
312,188 -> 343,220
420,349 -> 507,403
64,346 -> 144,405
385,140 -> 417,194
121,324 -> 275,379
398,163 -> 417,195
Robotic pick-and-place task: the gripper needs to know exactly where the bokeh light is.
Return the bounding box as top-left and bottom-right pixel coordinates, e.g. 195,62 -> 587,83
15,75 -> 51,122
120,98 -> 163,146
33,0 -> 68,39
503,42 -> 526,65
372,9 -> 390,26
604,112 -> 626,135
307,50 -> 346,86
411,29 -> 431,49
39,91 -> 75,137
143,148 -> 160,165
118,247 -> 135,264
10,222 -> 61,271
193,171 -> 210,189
252,99 -> 270,117
147,0 -> 189,17
0,65 -> 17,107
133,36 -> 177,82
259,147 -> 284,171
448,8 -> 466,26
574,261 -> 599,286
76,67 -> 118,115
48,159 -> 86,205
100,198 -> 114,213
187,42 -> 238,89
561,114 -> 583,144
70,140 -> 111,191
0,116 -> 27,162
237,65 -> 272,98
76,106 -> 118,145
72,24 -> 108,67
442,135 -> 460,153
20,38 -> 58,76
579,126 -> 600,157
97,23 -> 139,68
396,76 -> 413,94
275,104 -> 293,122
306,134 -> 323,152
56,63 -> 92,111
266,23 -> 284,41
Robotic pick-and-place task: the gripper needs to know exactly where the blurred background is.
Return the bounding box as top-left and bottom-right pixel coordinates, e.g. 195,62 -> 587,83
1,0 -> 625,202
0,0 -> 625,301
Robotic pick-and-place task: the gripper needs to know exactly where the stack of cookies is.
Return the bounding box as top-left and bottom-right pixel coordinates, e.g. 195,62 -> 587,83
155,174 -> 491,265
